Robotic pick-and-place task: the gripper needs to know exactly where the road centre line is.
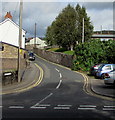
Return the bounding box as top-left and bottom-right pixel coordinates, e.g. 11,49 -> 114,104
55,68 -> 60,72
56,80 -> 62,89
59,73 -> 62,78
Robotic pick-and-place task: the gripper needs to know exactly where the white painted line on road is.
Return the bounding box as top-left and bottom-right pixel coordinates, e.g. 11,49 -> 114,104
55,68 -> 60,72
9,106 -> 24,109
56,80 -> 62,89
58,105 -> 72,107
103,108 -> 115,111
31,93 -> 53,108
0,106 -> 2,108
80,105 -> 96,108
31,106 -> 46,109
78,107 -> 96,110
59,73 -> 62,78
104,106 -> 115,108
54,107 -> 70,110
38,104 -> 51,107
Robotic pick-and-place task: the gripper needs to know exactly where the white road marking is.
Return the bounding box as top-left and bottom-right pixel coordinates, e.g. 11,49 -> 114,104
56,80 -> 62,89
103,108 -> 115,111
59,73 -> 62,78
55,68 -> 60,72
31,106 -> 46,109
80,105 -> 96,108
78,107 -> 96,110
54,107 -> 70,110
31,93 -> 53,108
104,106 -> 115,108
9,106 -> 24,109
58,105 -> 72,107
0,106 -> 2,108
38,104 -> 51,107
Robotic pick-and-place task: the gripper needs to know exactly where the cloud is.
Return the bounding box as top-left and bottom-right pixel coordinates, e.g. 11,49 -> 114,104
1,2 -> 113,38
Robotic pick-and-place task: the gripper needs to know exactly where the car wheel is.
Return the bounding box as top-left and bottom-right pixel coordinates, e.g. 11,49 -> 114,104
101,74 -> 105,79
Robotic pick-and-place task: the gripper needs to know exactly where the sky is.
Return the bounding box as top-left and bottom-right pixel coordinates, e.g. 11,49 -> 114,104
1,1 -> 114,38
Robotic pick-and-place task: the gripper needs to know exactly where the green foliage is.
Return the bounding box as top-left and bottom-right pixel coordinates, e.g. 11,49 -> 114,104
73,39 -> 115,71
45,4 -> 93,50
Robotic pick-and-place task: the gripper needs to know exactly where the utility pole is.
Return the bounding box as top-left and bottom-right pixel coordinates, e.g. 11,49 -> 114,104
18,0 -> 23,83
82,18 -> 84,43
34,23 -> 37,48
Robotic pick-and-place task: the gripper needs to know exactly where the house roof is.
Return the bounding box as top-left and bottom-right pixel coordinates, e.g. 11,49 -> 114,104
0,18 -> 26,33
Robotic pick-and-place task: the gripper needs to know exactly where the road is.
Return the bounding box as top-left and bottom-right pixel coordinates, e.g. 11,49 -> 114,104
2,56 -> 115,120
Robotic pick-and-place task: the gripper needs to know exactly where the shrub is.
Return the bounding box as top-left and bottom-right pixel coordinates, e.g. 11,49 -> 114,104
73,39 -> 115,71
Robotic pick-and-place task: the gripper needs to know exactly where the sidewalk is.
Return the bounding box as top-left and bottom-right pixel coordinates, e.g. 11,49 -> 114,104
2,62 -> 40,95
89,76 -> 115,98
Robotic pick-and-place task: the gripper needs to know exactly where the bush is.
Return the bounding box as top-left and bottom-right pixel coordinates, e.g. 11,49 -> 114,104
73,39 -> 115,71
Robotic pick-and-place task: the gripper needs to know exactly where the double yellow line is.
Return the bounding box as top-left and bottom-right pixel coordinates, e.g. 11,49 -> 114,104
1,63 -> 43,95
81,72 -> 115,101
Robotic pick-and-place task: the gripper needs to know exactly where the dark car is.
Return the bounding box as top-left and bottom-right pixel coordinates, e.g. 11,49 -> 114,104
29,52 -> 35,61
90,64 -> 104,76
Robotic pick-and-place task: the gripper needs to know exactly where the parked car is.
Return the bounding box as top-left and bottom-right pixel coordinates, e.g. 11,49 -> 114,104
90,64 -> 104,76
103,70 -> 115,85
28,52 -> 35,61
95,64 -> 115,79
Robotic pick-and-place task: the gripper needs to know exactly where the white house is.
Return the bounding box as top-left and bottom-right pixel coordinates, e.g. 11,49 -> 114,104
0,12 -> 26,48
26,37 -> 47,49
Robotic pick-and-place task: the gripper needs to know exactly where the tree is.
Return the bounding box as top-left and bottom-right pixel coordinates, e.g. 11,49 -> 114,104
45,4 -> 94,50
75,4 -> 94,43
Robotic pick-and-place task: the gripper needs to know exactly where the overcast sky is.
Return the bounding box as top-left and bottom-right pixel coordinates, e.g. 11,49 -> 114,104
1,1 -> 114,38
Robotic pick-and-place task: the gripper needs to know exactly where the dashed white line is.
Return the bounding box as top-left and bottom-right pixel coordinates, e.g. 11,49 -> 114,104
55,68 -> 60,72
54,107 -> 70,110
31,93 -> 53,108
104,106 -> 115,108
58,105 -> 72,107
59,73 -> 62,78
56,80 -> 62,89
80,105 -> 96,108
103,108 -> 115,111
9,106 -> 24,109
31,106 -> 46,109
0,106 -> 2,108
78,107 -> 96,110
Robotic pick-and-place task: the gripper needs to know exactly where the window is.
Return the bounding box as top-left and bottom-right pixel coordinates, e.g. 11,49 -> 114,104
103,65 -> 111,71
0,46 -> 4,51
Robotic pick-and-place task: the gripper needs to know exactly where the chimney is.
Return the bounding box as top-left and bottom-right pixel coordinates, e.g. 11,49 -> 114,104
4,12 -> 12,19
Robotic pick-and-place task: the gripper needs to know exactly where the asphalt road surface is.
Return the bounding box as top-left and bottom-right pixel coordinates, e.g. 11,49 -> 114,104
2,56 -> 115,120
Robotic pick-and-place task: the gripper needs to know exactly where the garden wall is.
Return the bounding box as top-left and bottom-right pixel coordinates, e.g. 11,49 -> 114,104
34,48 -> 74,68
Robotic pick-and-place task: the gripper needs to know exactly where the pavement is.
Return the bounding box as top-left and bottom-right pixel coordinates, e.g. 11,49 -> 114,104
89,76 -> 115,98
1,61 -> 115,98
2,62 -> 41,95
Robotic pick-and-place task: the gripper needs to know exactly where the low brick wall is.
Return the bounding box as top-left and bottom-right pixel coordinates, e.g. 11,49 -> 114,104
34,48 -> 74,68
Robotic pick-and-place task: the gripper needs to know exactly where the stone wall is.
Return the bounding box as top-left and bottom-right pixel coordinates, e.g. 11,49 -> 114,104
34,48 -> 74,68
1,42 -> 27,59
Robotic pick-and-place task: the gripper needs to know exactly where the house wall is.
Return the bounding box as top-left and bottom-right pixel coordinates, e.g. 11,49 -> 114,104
0,19 -> 26,48
0,43 -> 27,71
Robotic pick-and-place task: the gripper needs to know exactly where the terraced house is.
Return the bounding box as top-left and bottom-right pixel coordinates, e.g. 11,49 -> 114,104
0,12 -> 27,71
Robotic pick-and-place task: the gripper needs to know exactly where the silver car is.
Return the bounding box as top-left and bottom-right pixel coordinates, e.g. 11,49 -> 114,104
103,70 -> 115,85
